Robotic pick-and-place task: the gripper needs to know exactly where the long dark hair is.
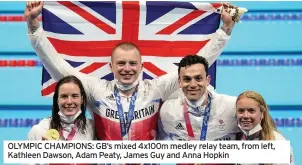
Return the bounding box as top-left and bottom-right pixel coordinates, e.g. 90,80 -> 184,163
50,75 -> 87,134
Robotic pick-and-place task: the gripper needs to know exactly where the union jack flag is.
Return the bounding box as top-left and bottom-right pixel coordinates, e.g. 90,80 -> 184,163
41,1 -> 222,96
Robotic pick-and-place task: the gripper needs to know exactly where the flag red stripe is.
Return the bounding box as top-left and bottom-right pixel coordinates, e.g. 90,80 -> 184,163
41,82 -> 57,96
138,40 -> 209,57
156,10 -> 206,35
47,37 -> 119,57
122,1 -> 140,41
58,1 -> 116,34
143,62 -> 167,76
48,37 -> 209,57
211,3 -> 223,9
42,63 -> 106,96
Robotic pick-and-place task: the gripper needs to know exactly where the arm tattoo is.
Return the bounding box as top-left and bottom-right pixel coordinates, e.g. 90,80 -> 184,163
27,18 -> 40,34
221,25 -> 233,36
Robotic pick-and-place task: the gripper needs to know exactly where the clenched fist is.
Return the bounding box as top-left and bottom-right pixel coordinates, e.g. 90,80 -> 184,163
221,3 -> 235,28
24,1 -> 44,21
220,2 -> 236,35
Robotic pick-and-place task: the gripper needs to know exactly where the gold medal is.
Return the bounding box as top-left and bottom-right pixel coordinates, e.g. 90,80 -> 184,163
44,129 -> 60,140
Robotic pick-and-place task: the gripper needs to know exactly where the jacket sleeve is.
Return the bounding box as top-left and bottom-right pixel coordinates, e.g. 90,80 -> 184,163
157,117 -> 171,140
196,28 -> 231,66
27,125 -> 41,140
22,126 -> 46,165
28,27 -> 106,101
274,131 -> 295,165
290,146 -> 294,165
153,29 -> 230,101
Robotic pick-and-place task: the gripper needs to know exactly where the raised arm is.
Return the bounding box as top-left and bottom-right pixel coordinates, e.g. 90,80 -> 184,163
25,1 -> 105,100
197,3 -> 235,66
152,72 -> 179,101
153,5 -> 236,101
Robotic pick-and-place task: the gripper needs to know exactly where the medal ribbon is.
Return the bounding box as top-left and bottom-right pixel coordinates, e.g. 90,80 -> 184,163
183,94 -> 212,140
114,85 -> 138,140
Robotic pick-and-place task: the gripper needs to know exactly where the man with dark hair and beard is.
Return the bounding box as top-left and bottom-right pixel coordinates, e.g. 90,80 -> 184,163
159,55 -> 239,142
26,1 -> 236,141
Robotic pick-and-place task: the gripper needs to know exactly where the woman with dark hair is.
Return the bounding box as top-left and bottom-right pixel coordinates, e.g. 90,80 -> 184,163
235,91 -> 294,165
27,75 -> 95,141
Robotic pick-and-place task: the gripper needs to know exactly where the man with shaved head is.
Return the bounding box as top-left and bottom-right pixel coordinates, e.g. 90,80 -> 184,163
26,1 -> 236,141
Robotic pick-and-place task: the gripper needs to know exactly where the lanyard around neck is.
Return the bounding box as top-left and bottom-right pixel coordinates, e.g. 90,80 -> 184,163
114,85 -> 138,140
59,123 -> 77,141
183,94 -> 212,140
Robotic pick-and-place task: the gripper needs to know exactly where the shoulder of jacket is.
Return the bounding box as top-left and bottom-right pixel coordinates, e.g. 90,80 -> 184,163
211,92 -> 237,117
212,92 -> 237,101
160,97 -> 182,114
141,79 -> 157,90
36,118 -> 51,128
273,131 -> 287,140
211,92 -> 237,108
29,124 -> 41,133
163,97 -> 182,106
27,118 -> 50,140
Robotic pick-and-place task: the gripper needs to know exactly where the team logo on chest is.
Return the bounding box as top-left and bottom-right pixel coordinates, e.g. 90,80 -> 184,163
218,119 -> 226,131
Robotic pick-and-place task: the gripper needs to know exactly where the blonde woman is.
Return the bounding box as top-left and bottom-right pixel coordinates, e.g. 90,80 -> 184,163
235,91 -> 294,165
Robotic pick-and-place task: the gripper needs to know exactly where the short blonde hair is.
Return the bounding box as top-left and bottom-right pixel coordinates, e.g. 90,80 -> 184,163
111,42 -> 141,62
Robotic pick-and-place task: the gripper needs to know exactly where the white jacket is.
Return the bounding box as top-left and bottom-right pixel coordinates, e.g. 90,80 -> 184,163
27,118 -> 95,140
159,92 -> 240,140
235,131 -> 294,165
29,27 -> 230,140
26,118 -> 94,165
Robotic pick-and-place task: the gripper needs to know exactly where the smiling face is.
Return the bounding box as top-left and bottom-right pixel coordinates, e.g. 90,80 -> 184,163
179,63 -> 210,101
110,47 -> 143,85
57,82 -> 83,116
236,97 -> 264,131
